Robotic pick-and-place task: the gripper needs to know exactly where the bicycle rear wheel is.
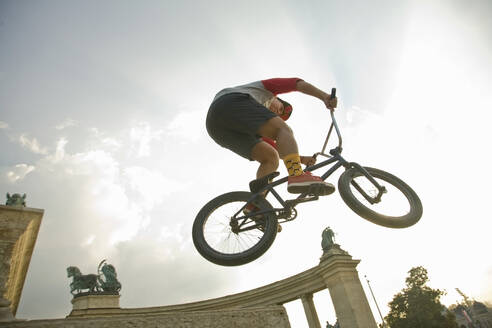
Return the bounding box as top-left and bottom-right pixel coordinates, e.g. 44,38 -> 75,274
338,167 -> 422,228
192,191 -> 278,266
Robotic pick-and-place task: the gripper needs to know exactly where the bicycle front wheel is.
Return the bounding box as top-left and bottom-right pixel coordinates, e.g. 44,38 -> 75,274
192,191 -> 278,266
338,167 -> 422,228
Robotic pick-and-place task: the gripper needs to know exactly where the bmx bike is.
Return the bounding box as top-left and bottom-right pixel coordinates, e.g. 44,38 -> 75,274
193,88 -> 423,266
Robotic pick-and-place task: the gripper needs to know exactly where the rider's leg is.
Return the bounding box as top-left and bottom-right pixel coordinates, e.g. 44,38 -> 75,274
256,117 -> 297,157
257,117 -> 303,177
249,141 -> 283,232
257,116 -> 335,194
251,141 -> 279,179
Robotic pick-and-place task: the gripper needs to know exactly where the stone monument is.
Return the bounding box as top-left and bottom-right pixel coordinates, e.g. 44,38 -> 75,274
67,260 -> 122,316
320,226 -> 349,260
0,194 -> 43,322
318,227 -> 377,328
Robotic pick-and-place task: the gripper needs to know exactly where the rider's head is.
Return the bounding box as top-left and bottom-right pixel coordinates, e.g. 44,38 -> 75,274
277,98 -> 292,121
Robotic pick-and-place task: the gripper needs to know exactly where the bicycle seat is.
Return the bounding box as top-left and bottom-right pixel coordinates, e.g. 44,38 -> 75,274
249,172 -> 280,193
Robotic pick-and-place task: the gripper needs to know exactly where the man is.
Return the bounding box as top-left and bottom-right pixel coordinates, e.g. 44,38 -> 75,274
206,77 -> 337,194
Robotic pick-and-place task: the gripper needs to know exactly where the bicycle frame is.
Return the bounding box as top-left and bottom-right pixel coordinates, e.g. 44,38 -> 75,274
231,107 -> 387,230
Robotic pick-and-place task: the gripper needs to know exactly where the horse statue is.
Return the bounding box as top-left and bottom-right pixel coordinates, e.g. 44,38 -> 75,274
97,260 -> 122,293
66,266 -> 100,295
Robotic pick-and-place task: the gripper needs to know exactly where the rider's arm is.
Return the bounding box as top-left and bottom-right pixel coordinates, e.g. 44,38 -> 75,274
261,78 -> 302,94
296,80 -> 337,110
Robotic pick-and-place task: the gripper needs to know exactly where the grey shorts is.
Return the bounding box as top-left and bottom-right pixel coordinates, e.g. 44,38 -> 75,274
206,93 -> 277,160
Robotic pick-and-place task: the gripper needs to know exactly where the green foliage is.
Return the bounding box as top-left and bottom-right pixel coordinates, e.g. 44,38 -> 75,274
384,266 -> 458,328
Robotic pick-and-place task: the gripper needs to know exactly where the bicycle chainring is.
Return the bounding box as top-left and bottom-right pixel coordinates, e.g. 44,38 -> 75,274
277,208 -> 297,223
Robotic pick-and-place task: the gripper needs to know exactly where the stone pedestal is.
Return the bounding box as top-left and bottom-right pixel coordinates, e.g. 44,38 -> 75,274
319,246 -> 377,328
69,293 -> 120,317
72,293 -> 120,310
0,205 -> 44,320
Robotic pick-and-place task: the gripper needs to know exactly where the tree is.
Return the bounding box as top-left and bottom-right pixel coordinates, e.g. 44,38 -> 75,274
384,266 -> 458,328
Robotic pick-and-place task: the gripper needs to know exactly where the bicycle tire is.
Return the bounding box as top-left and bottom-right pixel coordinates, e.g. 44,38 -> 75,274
338,167 -> 422,228
192,191 -> 278,266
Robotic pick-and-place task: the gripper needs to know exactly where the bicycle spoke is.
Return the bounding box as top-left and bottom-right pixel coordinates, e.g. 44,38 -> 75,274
203,200 -> 268,255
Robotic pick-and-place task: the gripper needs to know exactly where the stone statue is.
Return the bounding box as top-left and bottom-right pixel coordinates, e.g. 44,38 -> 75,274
326,319 -> 339,328
321,227 -> 336,251
66,266 -> 100,295
6,193 -> 26,207
97,260 -> 121,293
67,260 -> 121,296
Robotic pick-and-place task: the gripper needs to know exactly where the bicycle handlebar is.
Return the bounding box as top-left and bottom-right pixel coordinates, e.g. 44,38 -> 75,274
316,87 -> 342,158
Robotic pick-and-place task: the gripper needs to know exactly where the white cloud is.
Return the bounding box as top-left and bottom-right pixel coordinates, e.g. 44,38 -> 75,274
166,109 -> 207,143
0,121 -> 8,129
64,150 -> 120,183
19,134 -> 48,155
5,164 -> 35,183
55,118 -> 77,130
130,122 -> 163,157
53,138 -> 68,163
33,135 -> 185,245
37,147 -> 145,244
81,234 -> 96,247
89,128 -> 122,151
123,166 -> 185,211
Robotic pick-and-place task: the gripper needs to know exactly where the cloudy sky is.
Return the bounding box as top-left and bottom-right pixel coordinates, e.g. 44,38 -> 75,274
1,0 -> 491,326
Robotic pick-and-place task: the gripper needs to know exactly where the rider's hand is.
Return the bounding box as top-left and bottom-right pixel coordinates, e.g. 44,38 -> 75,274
300,155 -> 316,167
323,93 -> 337,111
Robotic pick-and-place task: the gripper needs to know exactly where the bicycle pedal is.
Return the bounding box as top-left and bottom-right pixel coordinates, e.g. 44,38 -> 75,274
285,196 -> 318,207
307,183 -> 335,196
249,172 -> 280,193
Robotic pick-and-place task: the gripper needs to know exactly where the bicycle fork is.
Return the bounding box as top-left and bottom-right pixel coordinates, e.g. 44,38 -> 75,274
347,162 -> 387,204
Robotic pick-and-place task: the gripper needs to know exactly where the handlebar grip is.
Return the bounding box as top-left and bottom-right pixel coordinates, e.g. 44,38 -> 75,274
330,88 -> 336,99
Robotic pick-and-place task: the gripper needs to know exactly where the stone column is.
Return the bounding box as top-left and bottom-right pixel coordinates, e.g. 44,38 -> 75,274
0,205 -> 44,320
318,247 -> 377,328
300,293 -> 321,328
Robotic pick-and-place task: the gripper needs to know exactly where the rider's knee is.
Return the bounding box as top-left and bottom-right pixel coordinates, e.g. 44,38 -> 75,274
252,142 -> 279,167
266,149 -> 280,168
262,147 -> 279,166
281,124 -> 294,137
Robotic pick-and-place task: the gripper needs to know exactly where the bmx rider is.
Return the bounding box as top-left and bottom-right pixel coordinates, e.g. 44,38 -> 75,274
206,77 -> 337,194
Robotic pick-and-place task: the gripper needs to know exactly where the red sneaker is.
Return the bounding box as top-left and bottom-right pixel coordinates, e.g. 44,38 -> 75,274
287,172 -> 335,194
